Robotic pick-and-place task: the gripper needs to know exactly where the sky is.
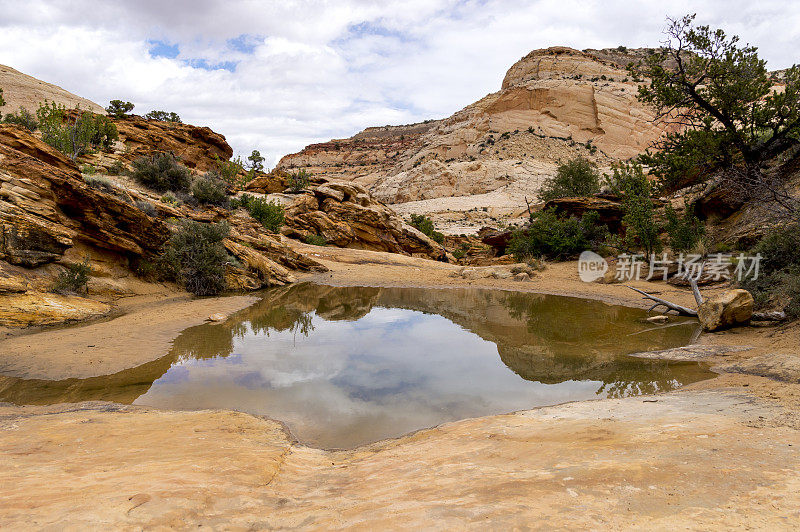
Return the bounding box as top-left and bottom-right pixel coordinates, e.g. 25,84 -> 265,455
0,0 -> 798,167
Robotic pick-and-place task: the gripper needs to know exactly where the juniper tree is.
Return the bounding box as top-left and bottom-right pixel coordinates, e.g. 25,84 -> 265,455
632,14 -> 800,215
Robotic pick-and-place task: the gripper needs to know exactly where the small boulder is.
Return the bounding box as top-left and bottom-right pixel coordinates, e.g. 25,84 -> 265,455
697,289 -> 754,331
646,315 -> 670,324
206,313 -> 227,322
513,272 -> 531,282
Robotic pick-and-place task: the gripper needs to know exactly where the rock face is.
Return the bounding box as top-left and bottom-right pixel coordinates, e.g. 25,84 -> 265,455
278,47 -> 673,205
113,116 -> 233,171
0,64 -> 106,116
697,289 -> 754,331
0,125 -> 171,267
281,180 -> 449,261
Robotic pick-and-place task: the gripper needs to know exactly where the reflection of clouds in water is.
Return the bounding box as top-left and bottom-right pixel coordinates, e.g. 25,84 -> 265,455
141,306 -> 603,446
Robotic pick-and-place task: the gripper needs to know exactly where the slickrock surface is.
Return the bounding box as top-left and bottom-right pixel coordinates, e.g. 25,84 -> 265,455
0,63 -> 105,115
1,389 -> 798,529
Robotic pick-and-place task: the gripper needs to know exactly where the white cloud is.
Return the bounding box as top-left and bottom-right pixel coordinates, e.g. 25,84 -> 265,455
0,0 -> 797,166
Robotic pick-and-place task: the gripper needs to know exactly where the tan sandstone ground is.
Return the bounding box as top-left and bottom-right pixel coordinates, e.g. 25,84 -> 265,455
1,247 -> 800,529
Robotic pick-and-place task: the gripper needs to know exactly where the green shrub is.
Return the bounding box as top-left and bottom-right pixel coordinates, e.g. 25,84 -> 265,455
106,100 -> 134,118
538,157 -> 601,202
80,164 -> 97,175
144,110 -> 181,123
161,191 -> 178,205
606,162 -> 662,256
245,196 -> 284,233
409,214 -> 445,244
131,153 -> 191,192
507,209 -> 609,261
288,169 -> 311,193
191,172 -> 229,206
51,258 -> 91,295
664,203 -> 705,252
160,220 -> 230,296
303,234 -> 328,246
37,102 -> 118,159
212,155 -> 244,187
0,88 -> 4,118
739,223 -> 800,318
2,108 -> 38,131
107,160 -> 126,175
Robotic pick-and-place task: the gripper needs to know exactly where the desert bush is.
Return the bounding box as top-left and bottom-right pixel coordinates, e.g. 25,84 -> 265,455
409,214 -> 445,244
51,258 -> 91,295
106,100 -> 134,118
80,164 -> 97,175
160,191 -> 178,205
739,223 -> 800,318
135,199 -> 157,217
144,110 -> 181,123
247,197 -> 284,232
131,153 -> 191,192
538,157 -> 601,201
664,203 -> 705,252
2,108 -> 37,131
212,155 -> 244,187
107,160 -> 126,175
191,172 -> 229,206
83,175 -> 115,193
160,220 -> 230,296
37,102 -> 118,159
507,209 -> 609,261
303,234 -> 328,246
0,87 -> 4,118
287,169 -> 311,193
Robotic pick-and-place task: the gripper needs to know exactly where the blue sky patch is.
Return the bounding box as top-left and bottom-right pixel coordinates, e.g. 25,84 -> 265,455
147,39 -> 179,59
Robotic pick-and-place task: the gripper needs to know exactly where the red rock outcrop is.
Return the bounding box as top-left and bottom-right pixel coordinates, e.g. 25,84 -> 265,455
114,116 -> 233,171
0,125 -> 171,267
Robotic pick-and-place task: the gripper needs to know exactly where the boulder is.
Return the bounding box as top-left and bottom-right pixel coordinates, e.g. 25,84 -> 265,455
481,229 -> 513,256
282,180 -> 448,261
697,289 -> 754,331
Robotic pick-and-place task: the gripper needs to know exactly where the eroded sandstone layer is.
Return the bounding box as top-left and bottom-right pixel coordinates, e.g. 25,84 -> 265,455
278,47 -> 673,205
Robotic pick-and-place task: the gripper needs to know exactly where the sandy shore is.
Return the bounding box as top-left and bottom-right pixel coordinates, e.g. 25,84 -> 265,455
1,246 -> 799,528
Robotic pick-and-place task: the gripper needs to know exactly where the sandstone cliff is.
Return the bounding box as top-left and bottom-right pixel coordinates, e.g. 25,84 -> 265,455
277,47 -> 673,225
0,64 -> 105,115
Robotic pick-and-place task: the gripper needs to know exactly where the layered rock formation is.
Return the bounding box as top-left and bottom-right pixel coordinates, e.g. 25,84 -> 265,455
248,180 -> 449,261
113,116 -> 233,172
278,47 -> 673,208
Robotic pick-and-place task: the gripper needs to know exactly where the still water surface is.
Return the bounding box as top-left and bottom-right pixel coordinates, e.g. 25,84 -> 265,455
0,284 -> 712,448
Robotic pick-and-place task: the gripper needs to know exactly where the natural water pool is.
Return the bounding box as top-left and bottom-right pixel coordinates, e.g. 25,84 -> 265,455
0,284 -> 713,449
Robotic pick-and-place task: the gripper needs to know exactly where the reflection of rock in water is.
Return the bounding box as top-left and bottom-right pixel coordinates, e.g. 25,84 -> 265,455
0,283 -> 707,408
0,354 -> 176,405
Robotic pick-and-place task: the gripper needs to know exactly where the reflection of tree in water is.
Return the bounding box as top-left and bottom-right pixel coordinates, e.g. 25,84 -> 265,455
0,283 -> 712,409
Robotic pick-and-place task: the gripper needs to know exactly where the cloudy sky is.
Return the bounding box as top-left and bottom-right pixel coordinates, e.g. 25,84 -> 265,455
0,1 -> 797,166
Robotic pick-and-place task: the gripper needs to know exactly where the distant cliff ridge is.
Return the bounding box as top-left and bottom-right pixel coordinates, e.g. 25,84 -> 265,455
278,47 -> 675,204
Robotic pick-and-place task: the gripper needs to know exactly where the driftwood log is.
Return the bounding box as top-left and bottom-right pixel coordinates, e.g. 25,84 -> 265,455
625,285 -> 700,317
